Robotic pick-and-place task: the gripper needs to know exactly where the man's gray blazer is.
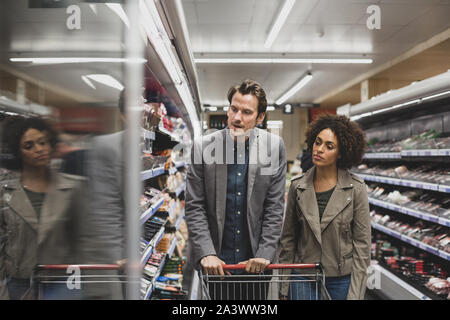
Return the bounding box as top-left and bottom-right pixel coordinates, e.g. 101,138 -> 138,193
87,131 -> 126,262
185,128 -> 287,266
83,131 -> 125,299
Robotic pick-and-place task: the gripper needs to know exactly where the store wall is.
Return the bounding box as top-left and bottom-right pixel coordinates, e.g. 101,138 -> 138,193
267,108 -> 308,162
205,109 -> 308,162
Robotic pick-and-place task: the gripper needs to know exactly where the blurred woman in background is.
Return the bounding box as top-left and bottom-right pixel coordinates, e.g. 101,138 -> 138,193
0,117 -> 84,300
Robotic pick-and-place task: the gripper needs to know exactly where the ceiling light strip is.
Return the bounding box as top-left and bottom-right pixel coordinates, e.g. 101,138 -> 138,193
195,58 -> 373,64
264,0 -> 296,49
276,73 -> 313,105
84,74 -> 124,91
10,57 -> 147,64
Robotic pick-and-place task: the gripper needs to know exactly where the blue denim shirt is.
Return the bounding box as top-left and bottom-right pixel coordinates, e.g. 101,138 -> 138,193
219,135 -> 252,265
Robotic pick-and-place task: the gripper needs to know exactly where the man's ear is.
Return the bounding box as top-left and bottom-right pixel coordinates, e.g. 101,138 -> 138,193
256,112 -> 265,125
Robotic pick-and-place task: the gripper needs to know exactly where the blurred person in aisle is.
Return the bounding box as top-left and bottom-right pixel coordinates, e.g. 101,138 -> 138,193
83,90 -> 130,299
53,133 -> 91,177
298,147 -> 314,173
279,114 -> 370,300
185,79 -> 287,299
0,117 -> 85,300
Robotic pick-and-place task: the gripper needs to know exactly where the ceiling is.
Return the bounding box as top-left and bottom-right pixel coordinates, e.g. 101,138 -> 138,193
320,37 -> 450,108
182,0 -> 450,107
1,0 -> 449,118
0,0 -> 126,105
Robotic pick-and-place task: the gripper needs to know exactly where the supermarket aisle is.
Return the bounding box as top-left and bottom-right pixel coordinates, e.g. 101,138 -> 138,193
1,0 -> 450,302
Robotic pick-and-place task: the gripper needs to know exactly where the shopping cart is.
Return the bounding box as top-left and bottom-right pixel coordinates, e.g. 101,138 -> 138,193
30,264 -> 131,300
199,263 -> 331,300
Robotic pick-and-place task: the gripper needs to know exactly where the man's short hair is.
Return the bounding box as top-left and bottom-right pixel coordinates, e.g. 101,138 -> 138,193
227,79 -> 267,114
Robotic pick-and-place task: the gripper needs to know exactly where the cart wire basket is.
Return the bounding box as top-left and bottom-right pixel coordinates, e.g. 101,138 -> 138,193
199,263 -> 331,300
31,264 -> 133,300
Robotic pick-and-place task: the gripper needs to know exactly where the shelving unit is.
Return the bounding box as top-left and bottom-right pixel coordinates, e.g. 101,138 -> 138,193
139,197 -> 165,225
143,252 -> 169,300
158,125 -> 182,144
141,128 -> 156,140
363,152 -> 402,160
139,129 -> 187,300
141,226 -> 166,267
363,149 -> 450,159
369,262 -> 432,300
368,197 -> 450,227
141,167 -> 166,181
371,222 -> 450,261
175,211 -> 185,231
340,76 -> 450,300
356,173 -> 450,193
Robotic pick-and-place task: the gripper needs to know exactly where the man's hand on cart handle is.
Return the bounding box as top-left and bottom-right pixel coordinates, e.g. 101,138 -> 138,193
200,255 -> 231,276
238,258 -> 270,273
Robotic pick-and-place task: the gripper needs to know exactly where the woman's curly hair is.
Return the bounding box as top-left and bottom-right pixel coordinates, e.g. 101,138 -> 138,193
305,114 -> 367,169
2,116 -> 59,170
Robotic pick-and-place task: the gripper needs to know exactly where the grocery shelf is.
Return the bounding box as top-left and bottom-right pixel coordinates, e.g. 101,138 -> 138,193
175,182 -> 186,198
355,173 -> 449,194
401,149 -> 450,157
145,253 -> 168,300
363,149 -> 450,159
189,270 -> 200,300
144,284 -> 153,300
141,226 -> 166,267
369,262 -> 431,300
141,128 -> 155,140
175,212 -> 185,231
371,222 -> 450,261
168,166 -> 178,175
175,161 -> 186,169
363,152 -> 402,160
141,166 -> 166,181
158,127 -> 182,143
139,197 -> 165,225
167,202 -> 177,220
167,236 -> 178,258
368,197 -> 450,227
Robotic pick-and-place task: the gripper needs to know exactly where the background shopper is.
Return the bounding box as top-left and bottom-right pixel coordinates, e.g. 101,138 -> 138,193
0,117 -> 85,300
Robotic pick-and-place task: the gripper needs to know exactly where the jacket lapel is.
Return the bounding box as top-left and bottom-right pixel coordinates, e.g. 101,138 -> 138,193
215,130 -> 227,248
296,169 -> 322,245
3,173 -> 39,232
38,173 -> 76,245
320,169 -> 354,232
247,129 -> 258,204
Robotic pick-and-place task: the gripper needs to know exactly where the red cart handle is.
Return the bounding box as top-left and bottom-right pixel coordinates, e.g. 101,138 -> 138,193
222,263 -> 321,271
36,264 -> 120,270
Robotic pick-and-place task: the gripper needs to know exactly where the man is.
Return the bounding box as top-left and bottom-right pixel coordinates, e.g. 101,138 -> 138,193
185,80 -> 287,299
81,91 -> 129,299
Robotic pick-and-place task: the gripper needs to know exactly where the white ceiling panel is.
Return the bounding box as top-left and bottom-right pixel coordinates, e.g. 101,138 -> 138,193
250,0 -> 287,24
340,24 -> 404,44
304,0 -> 368,24
195,0 -> 255,24
372,3 -> 434,26
386,23 -> 450,45
182,1 -> 198,24
379,0 -> 441,4
182,0 -> 450,106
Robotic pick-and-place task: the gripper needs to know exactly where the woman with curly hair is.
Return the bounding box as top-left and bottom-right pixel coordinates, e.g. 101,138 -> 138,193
279,114 -> 370,300
0,117 -> 84,300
